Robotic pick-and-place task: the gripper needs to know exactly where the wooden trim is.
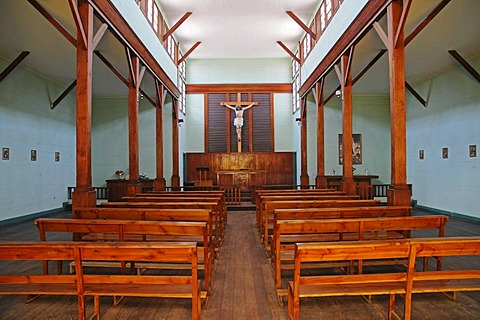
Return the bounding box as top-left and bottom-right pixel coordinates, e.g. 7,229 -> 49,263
187,83 -> 292,94
277,41 -> 300,62
87,0 -> 180,98
125,48 -> 137,87
204,94 -> 208,152
51,80 -> 77,110
299,0 -> 391,97
286,11 -> 316,40
27,0 -> 77,47
373,22 -> 389,49
270,92 -> 275,152
92,23 -> 108,50
178,42 -> 201,65
163,12 -> 192,42
0,51 -> 30,83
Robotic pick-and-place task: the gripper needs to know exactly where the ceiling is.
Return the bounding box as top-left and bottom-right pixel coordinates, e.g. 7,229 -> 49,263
0,0 -> 479,98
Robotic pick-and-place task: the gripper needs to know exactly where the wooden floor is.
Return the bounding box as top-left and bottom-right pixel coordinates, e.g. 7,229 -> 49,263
0,208 -> 479,319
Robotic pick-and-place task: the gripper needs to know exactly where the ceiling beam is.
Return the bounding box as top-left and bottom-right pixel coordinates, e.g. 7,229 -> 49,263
178,41 -> 201,65
125,48 -> 137,88
286,11 -> 316,40
405,81 -> 427,107
26,0 -> 77,47
448,50 -> 480,83
68,0 -> 88,49
0,51 -> 30,83
373,22 -> 389,50
405,0 -> 451,46
163,12 -> 192,42
276,41 -> 300,63
394,0 -> 413,48
51,80 -> 77,109
92,23 -> 108,50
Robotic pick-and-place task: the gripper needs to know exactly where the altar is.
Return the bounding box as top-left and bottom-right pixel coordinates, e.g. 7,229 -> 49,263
216,170 -> 268,191
325,175 -> 379,199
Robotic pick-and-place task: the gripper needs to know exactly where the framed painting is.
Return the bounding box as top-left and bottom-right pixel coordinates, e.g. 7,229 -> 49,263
469,145 -> 477,157
339,134 -> 362,165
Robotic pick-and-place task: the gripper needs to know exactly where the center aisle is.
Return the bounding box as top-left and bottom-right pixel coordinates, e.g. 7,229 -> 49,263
203,210 -> 288,320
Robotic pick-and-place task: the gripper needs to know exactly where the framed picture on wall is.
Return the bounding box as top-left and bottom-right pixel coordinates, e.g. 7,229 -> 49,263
338,134 -> 362,165
31,150 -> 37,161
442,147 -> 448,159
419,149 -> 424,160
2,147 -> 10,160
469,145 -> 477,157
55,151 -> 60,162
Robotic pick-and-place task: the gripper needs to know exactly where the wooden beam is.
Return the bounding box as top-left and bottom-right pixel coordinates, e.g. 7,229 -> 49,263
128,54 -> 140,194
138,66 -> 146,86
448,50 -> 480,83
405,0 -> 451,46
0,51 -> 30,83
51,80 -> 77,109
373,22 -> 389,49
300,0 -> 390,97
277,41 -> 300,62
139,88 -> 155,107
92,23 -> 108,50
125,48 -> 137,88
178,41 -> 201,65
86,0 -> 180,98
315,78 -> 327,189
94,50 -> 128,86
27,0 -> 77,47
345,46 -> 355,85
394,0 -> 413,48
405,81 -> 427,107
68,0 -> 88,49
163,12 -> 192,42
186,83 -> 292,94
154,80 -> 165,191
286,11 -> 317,40
334,64 -> 342,84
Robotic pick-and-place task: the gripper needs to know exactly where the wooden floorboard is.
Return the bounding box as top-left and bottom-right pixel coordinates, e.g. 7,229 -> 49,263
0,208 -> 479,319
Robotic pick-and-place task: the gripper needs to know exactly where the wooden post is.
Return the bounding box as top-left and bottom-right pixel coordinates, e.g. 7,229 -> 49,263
127,52 -> 141,195
340,52 -> 356,195
387,0 -> 411,206
300,97 -> 309,188
314,80 -> 327,189
171,99 -> 181,189
154,82 -> 166,191
72,0 -> 96,212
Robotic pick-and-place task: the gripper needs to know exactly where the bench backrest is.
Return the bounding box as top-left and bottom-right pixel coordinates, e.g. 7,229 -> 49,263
265,199 -> 380,211
74,207 -> 211,222
274,206 -> 411,220
100,202 -> 217,209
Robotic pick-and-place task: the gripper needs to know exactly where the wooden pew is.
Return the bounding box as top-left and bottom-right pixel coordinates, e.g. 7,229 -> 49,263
287,237 -> 480,320
34,218 -> 213,296
255,188 -> 340,210
272,215 -> 448,297
0,241 -> 202,320
74,207 -> 215,252
261,199 -> 381,252
0,242 -> 84,318
100,201 -> 225,246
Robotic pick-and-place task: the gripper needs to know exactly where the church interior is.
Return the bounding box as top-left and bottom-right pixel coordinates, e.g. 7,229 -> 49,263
0,0 -> 479,319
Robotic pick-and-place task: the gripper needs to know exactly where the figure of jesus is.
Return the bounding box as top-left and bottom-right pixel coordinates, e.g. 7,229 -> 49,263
221,102 -> 257,141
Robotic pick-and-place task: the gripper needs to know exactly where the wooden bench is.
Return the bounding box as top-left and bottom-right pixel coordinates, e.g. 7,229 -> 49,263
288,237 -> 480,320
34,218 -> 213,296
273,215 -> 448,297
261,199 -> 381,252
100,201 -> 225,246
0,241 -> 202,320
255,188 -> 340,210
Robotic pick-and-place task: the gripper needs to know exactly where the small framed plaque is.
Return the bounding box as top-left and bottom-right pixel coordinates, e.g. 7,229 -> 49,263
469,145 -> 477,158
2,147 -> 10,160
442,147 -> 448,159
31,150 -> 37,161
55,151 -> 60,162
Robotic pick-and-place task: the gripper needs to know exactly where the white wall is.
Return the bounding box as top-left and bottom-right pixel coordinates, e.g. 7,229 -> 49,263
407,54 -> 480,218
91,97 -> 174,187
0,57 -> 76,221
306,94 -> 391,186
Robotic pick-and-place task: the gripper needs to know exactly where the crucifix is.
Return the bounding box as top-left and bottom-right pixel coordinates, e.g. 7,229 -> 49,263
220,94 -> 258,152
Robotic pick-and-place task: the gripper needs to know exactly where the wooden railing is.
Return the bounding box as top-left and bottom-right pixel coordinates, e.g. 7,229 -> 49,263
67,187 -> 108,200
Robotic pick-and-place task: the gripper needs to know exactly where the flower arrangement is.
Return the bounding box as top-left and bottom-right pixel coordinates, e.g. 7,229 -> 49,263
115,170 -> 124,178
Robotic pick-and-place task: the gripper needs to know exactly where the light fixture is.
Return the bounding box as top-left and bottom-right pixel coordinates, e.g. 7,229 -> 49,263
295,117 -> 301,127
335,90 -> 342,99
178,118 -> 184,127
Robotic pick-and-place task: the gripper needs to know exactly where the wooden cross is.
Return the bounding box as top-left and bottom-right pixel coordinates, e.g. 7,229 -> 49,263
220,93 -> 258,153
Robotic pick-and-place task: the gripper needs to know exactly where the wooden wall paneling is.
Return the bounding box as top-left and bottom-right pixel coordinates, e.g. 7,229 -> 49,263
204,94 -> 208,152
241,93 -> 250,152
207,94 -> 228,152
252,93 -> 272,152
270,93 -> 275,151
248,93 -> 254,152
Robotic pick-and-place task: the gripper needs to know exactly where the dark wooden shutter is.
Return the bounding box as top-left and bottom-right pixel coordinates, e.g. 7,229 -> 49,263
207,93 -> 227,152
252,93 -> 272,152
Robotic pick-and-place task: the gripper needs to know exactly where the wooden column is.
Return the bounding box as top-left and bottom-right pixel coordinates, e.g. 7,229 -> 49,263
127,52 -> 141,195
340,52 -> 356,195
171,99 -> 181,189
387,0 -> 411,206
154,82 -> 166,190
314,80 -> 327,189
72,0 -> 96,212
300,97 -> 309,188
